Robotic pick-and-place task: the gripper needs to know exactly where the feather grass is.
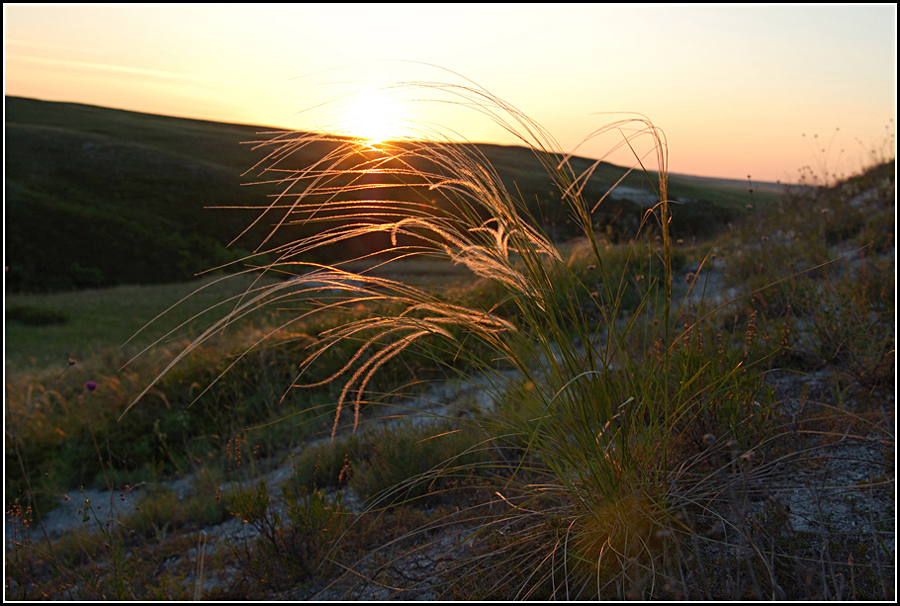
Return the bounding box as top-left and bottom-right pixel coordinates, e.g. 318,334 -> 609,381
126,69 -> 784,599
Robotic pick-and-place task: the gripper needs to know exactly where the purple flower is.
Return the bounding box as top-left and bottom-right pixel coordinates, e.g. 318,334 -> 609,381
86,381 -> 98,392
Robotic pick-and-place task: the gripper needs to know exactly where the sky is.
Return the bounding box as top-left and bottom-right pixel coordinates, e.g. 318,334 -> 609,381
4,3 -> 896,183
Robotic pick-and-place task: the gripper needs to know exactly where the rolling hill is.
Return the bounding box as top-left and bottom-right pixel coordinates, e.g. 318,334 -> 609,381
4,96 -> 775,293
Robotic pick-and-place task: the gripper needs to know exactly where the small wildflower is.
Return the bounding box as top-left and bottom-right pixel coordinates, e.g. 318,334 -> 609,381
702,433 -> 716,447
85,381 -> 98,392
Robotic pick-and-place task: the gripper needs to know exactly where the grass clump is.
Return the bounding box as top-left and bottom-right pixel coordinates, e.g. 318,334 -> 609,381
126,73 -> 723,598
350,422 -> 493,507
224,479 -> 348,593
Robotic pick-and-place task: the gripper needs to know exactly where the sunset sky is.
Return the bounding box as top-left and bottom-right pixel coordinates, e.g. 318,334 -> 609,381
4,3 -> 896,183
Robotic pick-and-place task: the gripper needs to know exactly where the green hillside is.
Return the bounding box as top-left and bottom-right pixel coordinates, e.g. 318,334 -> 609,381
5,97 -> 283,292
5,96 -> 773,293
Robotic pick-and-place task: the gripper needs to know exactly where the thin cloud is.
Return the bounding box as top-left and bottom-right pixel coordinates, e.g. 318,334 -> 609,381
7,53 -> 224,85
5,36 -> 92,55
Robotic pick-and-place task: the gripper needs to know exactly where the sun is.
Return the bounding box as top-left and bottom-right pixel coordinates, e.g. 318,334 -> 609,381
345,86 -> 402,145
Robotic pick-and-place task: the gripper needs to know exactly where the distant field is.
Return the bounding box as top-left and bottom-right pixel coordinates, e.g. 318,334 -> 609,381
340,255 -> 480,285
4,258 -> 481,373
4,273 -> 283,372
669,172 -> 784,192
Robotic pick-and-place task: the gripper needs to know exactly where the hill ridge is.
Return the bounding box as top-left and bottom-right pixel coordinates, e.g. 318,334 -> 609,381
5,96 -> 772,293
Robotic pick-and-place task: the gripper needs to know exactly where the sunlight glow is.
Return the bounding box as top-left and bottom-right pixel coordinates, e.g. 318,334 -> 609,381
345,86 -> 403,145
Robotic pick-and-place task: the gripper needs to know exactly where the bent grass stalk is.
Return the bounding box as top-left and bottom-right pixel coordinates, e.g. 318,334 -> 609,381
128,73 -> 683,596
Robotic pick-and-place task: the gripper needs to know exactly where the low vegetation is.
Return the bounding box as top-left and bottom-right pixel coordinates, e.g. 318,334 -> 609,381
5,86 -> 894,600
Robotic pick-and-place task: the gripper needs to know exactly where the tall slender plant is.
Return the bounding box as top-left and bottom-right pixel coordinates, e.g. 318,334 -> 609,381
126,71 -> 747,598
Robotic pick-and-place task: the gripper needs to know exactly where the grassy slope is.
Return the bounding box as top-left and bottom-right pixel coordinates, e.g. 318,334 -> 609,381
4,273 -> 285,372
5,97 -> 282,292
5,96 -> 775,293
4,258 -> 476,373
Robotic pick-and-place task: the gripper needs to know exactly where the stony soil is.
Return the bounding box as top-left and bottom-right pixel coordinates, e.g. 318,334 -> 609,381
10,327 -> 892,600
